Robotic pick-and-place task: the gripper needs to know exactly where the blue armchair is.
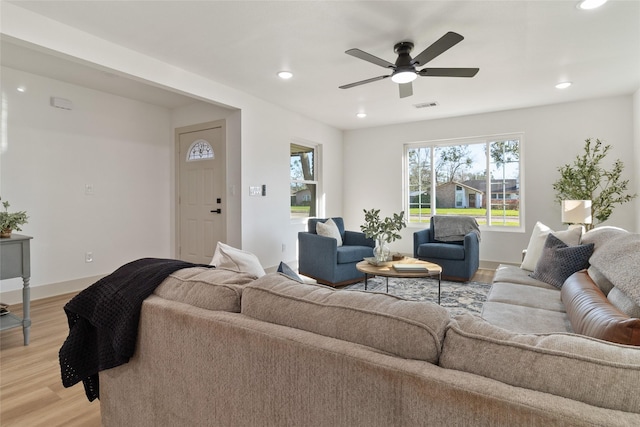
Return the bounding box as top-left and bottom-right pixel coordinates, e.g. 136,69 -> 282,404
413,216 -> 480,282
298,217 -> 374,286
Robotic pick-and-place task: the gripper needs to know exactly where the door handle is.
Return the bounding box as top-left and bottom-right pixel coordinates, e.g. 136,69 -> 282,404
210,209 -> 222,214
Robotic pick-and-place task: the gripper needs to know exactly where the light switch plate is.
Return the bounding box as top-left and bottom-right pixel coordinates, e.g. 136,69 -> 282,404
249,186 -> 261,196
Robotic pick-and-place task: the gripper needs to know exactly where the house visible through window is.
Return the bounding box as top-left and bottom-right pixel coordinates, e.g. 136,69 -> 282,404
405,135 -> 522,229
290,142 -> 318,219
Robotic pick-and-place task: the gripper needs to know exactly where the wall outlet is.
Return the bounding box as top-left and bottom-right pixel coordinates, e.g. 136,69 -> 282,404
85,252 -> 93,263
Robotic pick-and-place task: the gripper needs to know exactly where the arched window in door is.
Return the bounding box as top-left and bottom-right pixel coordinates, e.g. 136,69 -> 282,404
187,139 -> 214,161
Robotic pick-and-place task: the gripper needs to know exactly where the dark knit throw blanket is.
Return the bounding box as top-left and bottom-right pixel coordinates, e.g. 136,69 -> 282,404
59,258 -> 208,401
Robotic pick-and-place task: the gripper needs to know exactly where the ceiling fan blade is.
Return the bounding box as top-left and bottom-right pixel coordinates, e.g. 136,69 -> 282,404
418,68 -> 479,77
339,75 -> 390,89
411,32 -> 464,67
399,82 -> 413,98
345,48 -> 396,69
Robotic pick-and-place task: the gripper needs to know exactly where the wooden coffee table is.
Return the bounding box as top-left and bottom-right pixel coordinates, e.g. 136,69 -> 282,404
356,258 -> 443,304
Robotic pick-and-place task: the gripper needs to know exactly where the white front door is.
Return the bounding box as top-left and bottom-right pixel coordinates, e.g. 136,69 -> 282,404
177,121 -> 226,264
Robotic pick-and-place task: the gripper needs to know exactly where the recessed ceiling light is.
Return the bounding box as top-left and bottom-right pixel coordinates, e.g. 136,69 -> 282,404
17,86 -> 26,93
577,0 -> 607,10
555,82 -> 572,89
277,71 -> 293,80
356,112 -> 367,118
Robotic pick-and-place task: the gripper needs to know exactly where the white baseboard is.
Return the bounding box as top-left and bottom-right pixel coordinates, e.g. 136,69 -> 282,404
0,275 -> 106,305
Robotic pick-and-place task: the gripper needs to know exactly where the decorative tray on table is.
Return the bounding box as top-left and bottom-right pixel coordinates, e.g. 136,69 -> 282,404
363,257 -> 393,267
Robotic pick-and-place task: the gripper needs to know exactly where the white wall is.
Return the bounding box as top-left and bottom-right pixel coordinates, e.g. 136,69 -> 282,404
1,66 -> 174,300
0,5 -> 345,302
343,95 -> 638,265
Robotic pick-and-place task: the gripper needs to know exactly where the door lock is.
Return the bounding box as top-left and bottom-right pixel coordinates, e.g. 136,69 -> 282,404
210,208 -> 222,214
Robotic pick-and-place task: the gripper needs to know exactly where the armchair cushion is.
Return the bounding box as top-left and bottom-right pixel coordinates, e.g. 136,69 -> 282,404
417,242 -> 465,261
337,245 -> 374,264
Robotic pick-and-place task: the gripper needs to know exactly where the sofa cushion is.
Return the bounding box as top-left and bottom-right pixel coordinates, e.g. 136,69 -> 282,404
530,234 -> 594,288
493,264 -> 557,289
316,218 -> 343,246
481,301 -> 572,333
561,270 -> 640,345
608,287 -> 640,318
154,267 -> 256,312
520,222 -> 582,271
486,282 -> 565,312
242,273 -> 450,363
416,242 -> 465,260
210,242 -> 266,277
441,314 -> 640,414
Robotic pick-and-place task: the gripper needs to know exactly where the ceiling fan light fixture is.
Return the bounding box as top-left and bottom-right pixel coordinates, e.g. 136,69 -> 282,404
577,0 -> 607,10
391,71 -> 417,84
277,71 -> 293,80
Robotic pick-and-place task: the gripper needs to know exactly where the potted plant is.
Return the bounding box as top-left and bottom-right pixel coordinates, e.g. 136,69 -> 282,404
0,198 -> 28,238
552,138 -> 636,230
360,209 -> 407,262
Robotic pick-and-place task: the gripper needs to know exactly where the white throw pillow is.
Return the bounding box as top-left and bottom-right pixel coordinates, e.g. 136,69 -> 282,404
316,218 -> 343,246
520,222 -> 582,271
210,242 -> 266,277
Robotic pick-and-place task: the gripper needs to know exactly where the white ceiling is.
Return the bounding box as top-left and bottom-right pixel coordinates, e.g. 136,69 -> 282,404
3,1 -> 639,130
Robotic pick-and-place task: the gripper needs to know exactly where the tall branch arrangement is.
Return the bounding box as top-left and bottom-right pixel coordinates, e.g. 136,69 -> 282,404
360,209 -> 407,243
552,138 -> 636,228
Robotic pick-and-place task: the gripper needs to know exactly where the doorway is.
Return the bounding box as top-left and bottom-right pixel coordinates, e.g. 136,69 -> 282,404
175,120 -> 226,264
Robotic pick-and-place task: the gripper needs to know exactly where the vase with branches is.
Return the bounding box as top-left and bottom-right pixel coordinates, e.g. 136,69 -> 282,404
552,138 -> 636,230
360,209 -> 407,262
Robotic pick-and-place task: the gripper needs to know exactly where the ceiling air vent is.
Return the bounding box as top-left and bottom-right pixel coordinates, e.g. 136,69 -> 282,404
414,102 -> 438,109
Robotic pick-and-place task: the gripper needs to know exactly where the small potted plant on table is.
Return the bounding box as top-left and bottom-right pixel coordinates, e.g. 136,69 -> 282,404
0,198 -> 28,238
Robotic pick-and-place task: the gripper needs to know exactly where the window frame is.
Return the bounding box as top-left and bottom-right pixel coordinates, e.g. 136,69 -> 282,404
290,140 -> 322,221
403,133 -> 525,232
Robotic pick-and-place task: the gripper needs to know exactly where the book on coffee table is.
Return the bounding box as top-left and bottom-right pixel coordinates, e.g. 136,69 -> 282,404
392,263 -> 430,272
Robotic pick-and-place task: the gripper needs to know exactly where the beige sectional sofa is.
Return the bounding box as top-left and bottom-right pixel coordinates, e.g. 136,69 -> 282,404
483,225 -> 640,345
99,239 -> 640,426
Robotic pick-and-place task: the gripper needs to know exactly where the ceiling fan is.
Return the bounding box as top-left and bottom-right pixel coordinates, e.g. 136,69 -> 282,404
339,31 -> 479,98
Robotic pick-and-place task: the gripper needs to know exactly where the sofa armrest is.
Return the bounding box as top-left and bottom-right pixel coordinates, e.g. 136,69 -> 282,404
463,231 -> 479,249
413,229 -> 432,257
343,230 -> 374,247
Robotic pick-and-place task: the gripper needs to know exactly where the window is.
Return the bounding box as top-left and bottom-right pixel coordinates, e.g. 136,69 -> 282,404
187,139 -> 214,161
290,142 -> 319,218
405,134 -> 522,229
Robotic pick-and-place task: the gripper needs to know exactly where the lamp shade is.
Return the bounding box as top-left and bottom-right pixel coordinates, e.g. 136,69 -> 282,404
561,200 -> 592,224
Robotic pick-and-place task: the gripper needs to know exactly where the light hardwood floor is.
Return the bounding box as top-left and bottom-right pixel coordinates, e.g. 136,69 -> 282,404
1,293 -> 101,427
0,268 -> 494,426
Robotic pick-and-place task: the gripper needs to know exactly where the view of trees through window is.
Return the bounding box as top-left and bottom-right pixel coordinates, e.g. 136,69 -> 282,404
406,136 -> 521,228
290,143 -> 317,218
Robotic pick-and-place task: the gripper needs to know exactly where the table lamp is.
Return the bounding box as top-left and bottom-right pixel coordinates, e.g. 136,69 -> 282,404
561,200 -> 592,230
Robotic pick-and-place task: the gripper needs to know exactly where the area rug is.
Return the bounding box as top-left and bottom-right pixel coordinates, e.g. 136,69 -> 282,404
344,277 -> 491,317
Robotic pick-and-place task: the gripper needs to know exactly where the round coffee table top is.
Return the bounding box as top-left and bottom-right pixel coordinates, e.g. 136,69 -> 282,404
356,257 -> 441,278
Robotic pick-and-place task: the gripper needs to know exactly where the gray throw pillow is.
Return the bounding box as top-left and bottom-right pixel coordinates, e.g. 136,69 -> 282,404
530,234 -> 594,288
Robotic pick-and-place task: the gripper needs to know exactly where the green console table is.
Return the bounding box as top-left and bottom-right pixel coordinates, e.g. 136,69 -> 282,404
0,234 -> 33,345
